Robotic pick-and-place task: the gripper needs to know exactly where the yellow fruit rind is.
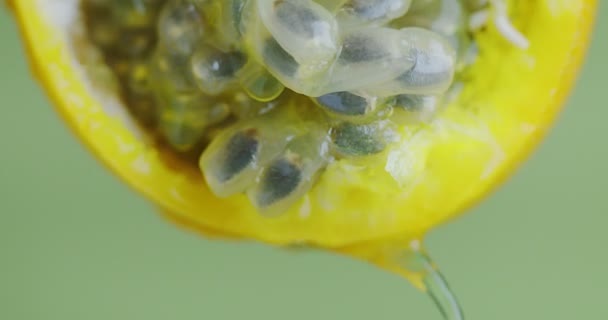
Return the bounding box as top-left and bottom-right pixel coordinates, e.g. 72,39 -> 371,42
9,0 -> 597,250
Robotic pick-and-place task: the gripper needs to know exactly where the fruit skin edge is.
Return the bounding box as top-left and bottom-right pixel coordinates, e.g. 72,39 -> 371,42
6,0 -> 598,279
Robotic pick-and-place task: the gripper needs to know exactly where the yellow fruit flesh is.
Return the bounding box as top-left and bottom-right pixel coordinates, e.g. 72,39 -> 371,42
9,0 -> 596,286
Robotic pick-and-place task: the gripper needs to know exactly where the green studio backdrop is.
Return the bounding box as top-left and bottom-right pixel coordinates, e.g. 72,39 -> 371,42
1,4 -> 607,320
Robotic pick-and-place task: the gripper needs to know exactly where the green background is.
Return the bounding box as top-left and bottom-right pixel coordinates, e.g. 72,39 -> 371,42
1,4 -> 606,320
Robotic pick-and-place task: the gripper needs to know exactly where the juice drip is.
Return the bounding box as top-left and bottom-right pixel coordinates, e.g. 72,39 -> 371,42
342,238 -> 465,319
416,251 -> 464,320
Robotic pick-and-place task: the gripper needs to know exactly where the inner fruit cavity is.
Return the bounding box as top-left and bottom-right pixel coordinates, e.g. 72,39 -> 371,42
81,0 -> 490,215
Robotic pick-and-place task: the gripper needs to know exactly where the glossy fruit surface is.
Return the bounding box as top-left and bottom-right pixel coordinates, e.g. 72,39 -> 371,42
8,0 -> 597,289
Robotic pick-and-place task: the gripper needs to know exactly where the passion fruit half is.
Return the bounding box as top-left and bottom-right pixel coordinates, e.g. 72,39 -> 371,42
8,0 -> 597,318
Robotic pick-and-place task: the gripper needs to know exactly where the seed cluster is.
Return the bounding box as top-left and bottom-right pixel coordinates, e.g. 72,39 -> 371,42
82,0 -> 485,215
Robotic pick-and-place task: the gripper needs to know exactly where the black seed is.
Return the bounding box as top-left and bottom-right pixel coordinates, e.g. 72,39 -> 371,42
339,32 -> 387,63
263,38 -> 299,77
316,92 -> 369,116
219,129 -> 260,182
331,123 -> 385,156
274,0 -> 320,38
257,156 -> 302,207
396,50 -> 453,88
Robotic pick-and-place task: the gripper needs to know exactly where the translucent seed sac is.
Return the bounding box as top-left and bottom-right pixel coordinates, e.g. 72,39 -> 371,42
230,91 -> 281,118
322,27 -> 416,95
256,36 -> 309,93
201,128 -> 262,197
219,0 -> 249,46
315,91 -> 377,117
200,120 -> 293,198
331,122 -> 390,157
157,0 -> 205,55
194,0 -> 244,50
257,0 -> 339,78
241,65 -> 286,102
391,0 -> 469,70
218,129 -> 260,182
391,94 -> 441,124
366,27 -> 456,96
190,46 -> 247,95
248,130 -> 328,216
398,0 -> 466,38
256,156 -> 303,207
338,0 -> 412,27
